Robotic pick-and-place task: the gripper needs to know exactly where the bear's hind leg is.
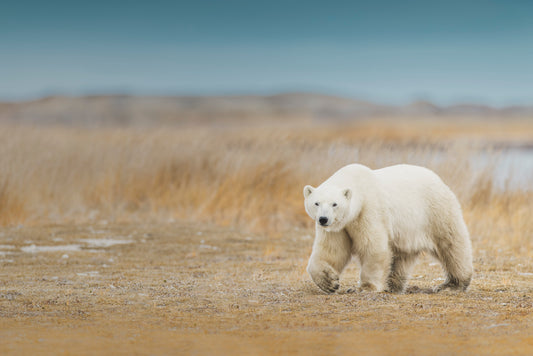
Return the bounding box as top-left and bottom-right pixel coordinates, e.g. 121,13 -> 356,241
386,252 -> 419,293
432,237 -> 473,292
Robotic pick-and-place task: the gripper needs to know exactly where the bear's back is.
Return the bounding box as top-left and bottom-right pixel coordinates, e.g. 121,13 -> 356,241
373,164 -> 452,201
373,164 -> 461,251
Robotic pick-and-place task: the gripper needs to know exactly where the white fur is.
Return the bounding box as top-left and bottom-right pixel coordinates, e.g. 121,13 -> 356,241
304,164 -> 473,294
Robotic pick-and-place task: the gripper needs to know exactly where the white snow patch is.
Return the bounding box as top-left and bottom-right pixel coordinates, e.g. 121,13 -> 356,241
19,237 -> 133,254
80,238 -> 133,248
199,244 -> 218,250
485,323 -> 510,329
21,244 -> 82,253
0,245 -> 15,249
88,228 -> 108,234
432,277 -> 445,282
76,271 -> 99,277
518,272 -> 533,277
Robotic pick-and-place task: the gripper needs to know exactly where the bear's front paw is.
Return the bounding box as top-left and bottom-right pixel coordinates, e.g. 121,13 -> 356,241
309,265 -> 340,294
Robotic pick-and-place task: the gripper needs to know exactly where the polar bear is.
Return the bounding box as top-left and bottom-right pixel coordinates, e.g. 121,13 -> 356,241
304,163 -> 473,294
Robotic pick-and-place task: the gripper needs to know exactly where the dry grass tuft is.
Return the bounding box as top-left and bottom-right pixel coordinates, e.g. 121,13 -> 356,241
0,179 -> 26,225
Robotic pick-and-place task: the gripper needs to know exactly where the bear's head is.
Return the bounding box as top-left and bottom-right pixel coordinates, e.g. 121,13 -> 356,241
303,185 -> 358,232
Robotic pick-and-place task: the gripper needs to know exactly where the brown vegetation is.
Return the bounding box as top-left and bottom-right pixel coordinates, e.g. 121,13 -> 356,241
0,120 -> 532,248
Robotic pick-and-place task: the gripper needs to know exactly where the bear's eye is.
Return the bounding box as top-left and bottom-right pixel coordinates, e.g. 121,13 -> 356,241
332,203 -> 337,207
314,202 -> 319,206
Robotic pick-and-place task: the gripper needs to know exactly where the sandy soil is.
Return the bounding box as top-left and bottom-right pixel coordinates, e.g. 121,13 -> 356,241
1,223 -> 532,355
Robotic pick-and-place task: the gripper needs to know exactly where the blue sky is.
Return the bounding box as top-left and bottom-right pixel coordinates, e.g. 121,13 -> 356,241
1,1 -> 533,105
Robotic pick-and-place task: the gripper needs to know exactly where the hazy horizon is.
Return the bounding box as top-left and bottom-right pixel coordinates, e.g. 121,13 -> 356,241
2,1 -> 533,105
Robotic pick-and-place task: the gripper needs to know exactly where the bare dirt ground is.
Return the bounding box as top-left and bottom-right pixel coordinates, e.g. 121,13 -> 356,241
1,222 -> 532,355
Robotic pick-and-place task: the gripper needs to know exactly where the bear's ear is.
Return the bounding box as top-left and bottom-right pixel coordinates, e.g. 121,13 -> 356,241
342,188 -> 352,200
303,185 -> 315,198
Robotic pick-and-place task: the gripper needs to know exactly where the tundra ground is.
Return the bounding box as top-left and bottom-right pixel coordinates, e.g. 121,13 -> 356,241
1,222 -> 532,355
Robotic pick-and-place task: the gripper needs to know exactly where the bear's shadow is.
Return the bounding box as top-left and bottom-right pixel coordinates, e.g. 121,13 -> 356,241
404,285 -> 436,294
304,283 -> 436,295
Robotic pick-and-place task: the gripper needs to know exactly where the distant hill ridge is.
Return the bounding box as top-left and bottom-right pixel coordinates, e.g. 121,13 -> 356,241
0,93 -> 532,127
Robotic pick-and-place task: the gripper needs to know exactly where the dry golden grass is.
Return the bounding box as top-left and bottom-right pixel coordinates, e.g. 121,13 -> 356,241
0,120 -> 531,249
0,119 -> 532,354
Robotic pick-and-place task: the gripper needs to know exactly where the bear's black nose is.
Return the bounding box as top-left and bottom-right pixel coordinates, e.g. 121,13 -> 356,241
319,217 -> 329,226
